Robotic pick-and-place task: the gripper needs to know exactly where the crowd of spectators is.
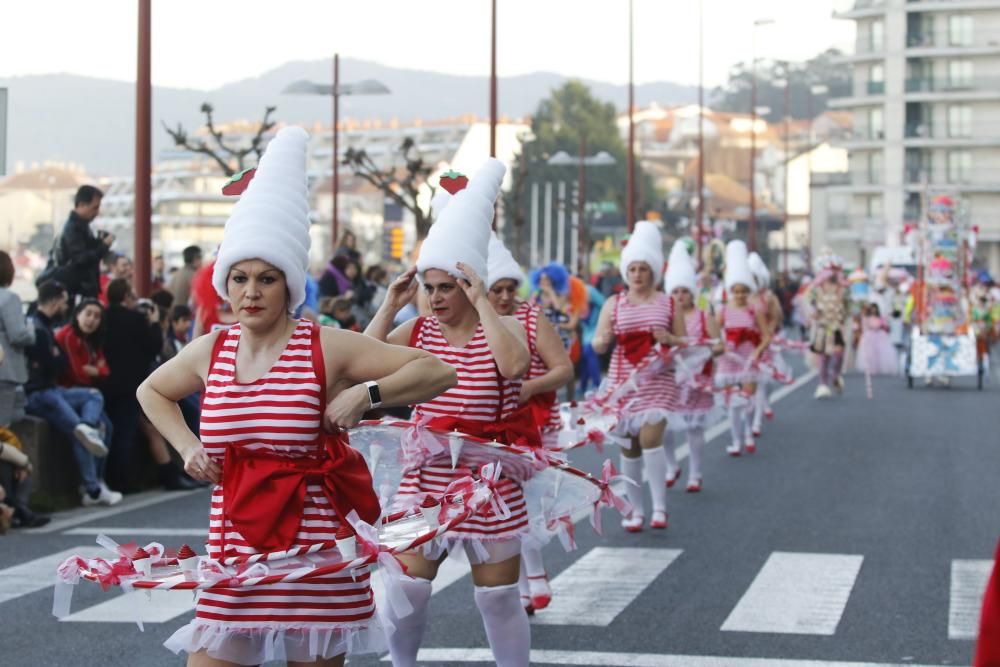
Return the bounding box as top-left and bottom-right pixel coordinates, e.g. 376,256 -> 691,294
0,187 -> 397,530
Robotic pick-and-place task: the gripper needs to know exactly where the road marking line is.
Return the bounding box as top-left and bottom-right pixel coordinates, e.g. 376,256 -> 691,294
721,551 -> 863,635
949,559 -> 992,640
403,648 -> 951,666
0,546 -> 103,605
62,527 -> 208,537
34,488 -> 204,534
532,547 -> 681,626
60,589 -> 196,624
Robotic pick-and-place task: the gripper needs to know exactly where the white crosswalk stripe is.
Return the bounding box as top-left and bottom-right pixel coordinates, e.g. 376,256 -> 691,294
0,546 -> 104,605
948,558 -> 993,640
721,551 -> 864,635
60,589 -> 196,624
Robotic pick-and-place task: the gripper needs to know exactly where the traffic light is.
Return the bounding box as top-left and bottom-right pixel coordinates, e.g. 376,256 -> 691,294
390,226 -> 404,259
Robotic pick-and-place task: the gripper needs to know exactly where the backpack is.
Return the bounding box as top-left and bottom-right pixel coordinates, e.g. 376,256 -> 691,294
34,237 -> 69,288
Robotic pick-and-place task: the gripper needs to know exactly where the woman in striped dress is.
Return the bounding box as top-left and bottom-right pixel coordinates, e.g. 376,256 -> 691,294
136,127 -> 457,667
591,221 -> 679,532
748,252 -> 783,437
716,241 -> 772,457
485,234 -> 573,614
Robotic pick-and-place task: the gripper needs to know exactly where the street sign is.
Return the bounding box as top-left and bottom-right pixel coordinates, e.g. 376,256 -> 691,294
0,88 -> 7,176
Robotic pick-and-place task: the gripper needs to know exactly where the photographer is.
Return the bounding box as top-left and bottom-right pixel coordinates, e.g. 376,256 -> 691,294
55,186 -> 114,301
101,279 -> 163,492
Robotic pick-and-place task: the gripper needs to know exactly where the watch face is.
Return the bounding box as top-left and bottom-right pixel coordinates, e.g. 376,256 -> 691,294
368,383 -> 382,405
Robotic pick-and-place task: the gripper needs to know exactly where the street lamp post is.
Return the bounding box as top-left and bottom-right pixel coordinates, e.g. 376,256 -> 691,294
749,18 -> 774,253
134,0 -> 152,297
283,62 -> 390,252
626,0 -> 636,232
806,84 -> 829,268
548,148 -> 616,277
696,0 -> 705,269
490,0 -> 498,158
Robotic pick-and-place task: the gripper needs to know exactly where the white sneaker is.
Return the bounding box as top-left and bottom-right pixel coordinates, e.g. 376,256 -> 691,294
814,384 -> 831,399
73,424 -> 108,458
82,484 -> 122,507
833,377 -> 845,394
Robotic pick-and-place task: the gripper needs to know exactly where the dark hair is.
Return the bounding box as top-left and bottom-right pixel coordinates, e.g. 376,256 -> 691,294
182,245 -> 202,265
867,303 -> 881,317
70,298 -> 105,348
74,185 -> 104,207
37,280 -> 67,305
170,304 -> 193,322
150,289 -> 174,312
331,255 -> 351,274
0,251 -> 14,287
106,278 -> 132,305
365,265 -> 386,283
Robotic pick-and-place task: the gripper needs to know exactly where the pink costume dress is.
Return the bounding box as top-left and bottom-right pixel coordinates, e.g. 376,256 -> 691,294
606,292 -> 678,436
715,303 -> 761,386
396,316 -> 530,563
670,309 -> 718,430
515,301 -> 562,436
165,320 -> 382,664
856,315 -> 898,375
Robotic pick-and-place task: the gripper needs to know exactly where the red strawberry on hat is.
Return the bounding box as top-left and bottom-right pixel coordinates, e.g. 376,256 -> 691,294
439,170 -> 469,195
222,167 -> 257,196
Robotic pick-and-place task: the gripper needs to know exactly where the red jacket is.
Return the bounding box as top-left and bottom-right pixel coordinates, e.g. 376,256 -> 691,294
53,325 -> 109,387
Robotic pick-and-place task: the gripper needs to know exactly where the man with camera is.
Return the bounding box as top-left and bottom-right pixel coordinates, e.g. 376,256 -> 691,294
101,278 -> 163,492
50,185 -> 114,302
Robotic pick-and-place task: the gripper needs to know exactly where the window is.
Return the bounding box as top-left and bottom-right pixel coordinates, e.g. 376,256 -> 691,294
868,152 -> 883,184
948,15 -> 973,47
948,60 -> 973,87
867,196 -> 883,220
870,64 -> 884,83
870,20 -> 885,51
947,150 -> 972,183
947,105 -> 972,138
868,107 -> 884,140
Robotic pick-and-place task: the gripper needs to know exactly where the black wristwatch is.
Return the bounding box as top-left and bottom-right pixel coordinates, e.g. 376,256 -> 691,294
364,381 -> 382,409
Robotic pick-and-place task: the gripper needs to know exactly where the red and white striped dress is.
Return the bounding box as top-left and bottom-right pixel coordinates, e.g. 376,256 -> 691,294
607,292 -> 678,435
515,301 -> 562,433
671,309 -> 717,429
716,304 -> 761,386
397,316 -> 529,554
165,320 -> 381,664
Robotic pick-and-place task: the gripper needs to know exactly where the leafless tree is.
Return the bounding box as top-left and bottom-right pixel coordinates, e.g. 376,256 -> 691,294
162,103 -> 277,177
343,137 -> 435,239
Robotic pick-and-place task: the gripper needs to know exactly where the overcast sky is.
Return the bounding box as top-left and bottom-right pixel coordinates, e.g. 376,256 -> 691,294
1,1 -> 854,89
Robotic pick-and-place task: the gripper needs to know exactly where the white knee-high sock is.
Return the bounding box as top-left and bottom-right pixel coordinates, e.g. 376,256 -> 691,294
752,384 -> 766,430
662,430 -> 678,475
688,428 -> 705,481
744,405 -> 754,442
474,582 -> 531,667
728,404 -> 744,447
619,455 -> 644,517
521,543 -> 545,579
641,447 -> 668,514
518,558 -> 530,600
385,576 -> 433,667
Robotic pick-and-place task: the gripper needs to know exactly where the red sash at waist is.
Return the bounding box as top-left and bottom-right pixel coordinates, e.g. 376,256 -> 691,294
222,432 -> 380,553
726,327 -> 761,349
617,331 -> 656,365
525,391 -> 557,434
425,404 -> 542,450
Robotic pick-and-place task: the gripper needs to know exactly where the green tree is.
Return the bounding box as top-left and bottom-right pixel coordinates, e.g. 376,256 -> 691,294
504,80 -> 656,265
711,49 -> 851,122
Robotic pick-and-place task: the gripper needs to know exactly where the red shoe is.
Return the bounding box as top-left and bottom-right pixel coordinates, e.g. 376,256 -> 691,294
650,510 -> 668,529
621,513 -> 644,532
765,409 -> 774,421
752,427 -> 762,437
727,443 -> 742,457
745,441 -> 757,454
522,596 -> 535,616
528,575 -> 552,610
666,467 -> 682,488
686,479 -> 702,493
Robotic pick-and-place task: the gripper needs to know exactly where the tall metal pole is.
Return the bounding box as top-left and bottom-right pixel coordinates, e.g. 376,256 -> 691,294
696,0 -> 705,270
134,0 -> 152,297
626,0 -> 636,232
749,36 -> 758,253
578,137 -> 587,277
782,76 -> 790,276
489,0 -> 497,158
332,53 -> 340,251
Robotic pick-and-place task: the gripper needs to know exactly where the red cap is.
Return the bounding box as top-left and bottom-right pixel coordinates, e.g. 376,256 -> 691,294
176,544 -> 196,560
335,525 -> 355,540
576,417 -> 586,425
132,547 -> 150,560
420,495 -> 440,509
570,401 -> 578,408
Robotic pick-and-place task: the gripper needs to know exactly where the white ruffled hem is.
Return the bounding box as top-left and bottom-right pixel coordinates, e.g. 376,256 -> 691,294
419,533 -> 523,565
665,407 -> 723,432
164,618 -> 385,665
613,409 -> 671,437
714,371 -> 761,386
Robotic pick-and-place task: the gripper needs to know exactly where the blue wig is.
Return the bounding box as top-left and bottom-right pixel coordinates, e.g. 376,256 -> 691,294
530,262 -> 570,295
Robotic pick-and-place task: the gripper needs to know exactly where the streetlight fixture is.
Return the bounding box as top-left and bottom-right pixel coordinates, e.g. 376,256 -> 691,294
806,84 -> 829,267
547,147 -> 617,276
283,55 -> 390,251
749,17 -> 775,253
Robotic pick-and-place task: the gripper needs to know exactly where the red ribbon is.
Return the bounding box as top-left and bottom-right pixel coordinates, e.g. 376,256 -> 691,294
222,431 -> 381,553
591,459 -> 633,535
525,391 -> 557,434
424,406 -> 542,450
726,327 -> 761,348
617,331 -> 656,365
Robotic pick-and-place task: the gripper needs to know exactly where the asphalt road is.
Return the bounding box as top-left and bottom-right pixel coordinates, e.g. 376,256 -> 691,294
1,367 -> 997,666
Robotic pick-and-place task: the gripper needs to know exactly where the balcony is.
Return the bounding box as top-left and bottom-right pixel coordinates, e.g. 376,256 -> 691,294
867,81 -> 886,95
907,32 -> 935,48
833,0 -> 887,18
904,77 -> 1000,99
906,0 -> 1000,12
905,123 -> 932,138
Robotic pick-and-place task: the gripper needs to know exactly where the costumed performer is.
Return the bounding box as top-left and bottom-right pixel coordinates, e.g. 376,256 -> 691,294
715,241 -> 771,457
136,127 -> 457,667
363,158 -> 534,667
747,252 -> 783,437
808,251 -> 850,399
591,221 -> 679,532
663,240 -> 723,492
485,231 -> 573,614
855,302 -> 898,397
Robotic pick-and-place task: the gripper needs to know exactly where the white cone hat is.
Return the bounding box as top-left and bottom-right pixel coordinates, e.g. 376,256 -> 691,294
487,232 -> 524,288
212,126 -> 311,313
416,158 -> 505,284
620,221 -> 664,285
724,240 -> 756,292
748,252 -> 771,290
664,239 -> 697,294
